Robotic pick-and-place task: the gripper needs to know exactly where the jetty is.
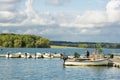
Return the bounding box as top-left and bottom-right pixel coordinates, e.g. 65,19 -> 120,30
109,58 -> 120,68
0,52 -> 63,59
0,51 -> 120,68
63,53 -> 120,67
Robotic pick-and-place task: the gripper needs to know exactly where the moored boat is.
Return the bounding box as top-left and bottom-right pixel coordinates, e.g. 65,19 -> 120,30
5,52 -> 22,58
53,53 -> 61,58
43,53 -> 53,58
64,58 -> 109,66
34,52 -> 43,58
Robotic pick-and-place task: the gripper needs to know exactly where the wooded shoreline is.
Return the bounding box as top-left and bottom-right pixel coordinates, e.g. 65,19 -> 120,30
0,33 -> 120,48
0,33 -> 50,48
51,41 -> 120,48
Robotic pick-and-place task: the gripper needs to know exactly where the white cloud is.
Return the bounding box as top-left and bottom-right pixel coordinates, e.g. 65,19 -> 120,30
21,0 -> 55,26
0,0 -> 24,26
0,11 -> 15,21
1,0 -> 120,28
0,4 -> 15,11
58,11 -> 107,28
0,0 -> 120,42
0,0 -> 21,11
0,0 -> 55,27
46,0 -> 71,6
0,0 -> 17,3
106,0 -> 120,22
57,0 -> 120,28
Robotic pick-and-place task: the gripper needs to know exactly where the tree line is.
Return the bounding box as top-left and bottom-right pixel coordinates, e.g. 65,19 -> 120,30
0,33 -> 50,48
78,43 -> 120,48
51,41 -> 120,48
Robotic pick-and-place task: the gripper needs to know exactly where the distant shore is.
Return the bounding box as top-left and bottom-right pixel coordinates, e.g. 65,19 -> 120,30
50,45 -> 76,48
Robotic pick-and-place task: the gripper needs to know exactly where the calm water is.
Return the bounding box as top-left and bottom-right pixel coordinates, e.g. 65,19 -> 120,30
0,48 -> 120,55
0,48 -> 120,80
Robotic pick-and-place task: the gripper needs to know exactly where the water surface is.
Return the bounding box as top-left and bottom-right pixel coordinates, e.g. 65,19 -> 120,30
0,58 -> 120,80
0,48 -> 120,80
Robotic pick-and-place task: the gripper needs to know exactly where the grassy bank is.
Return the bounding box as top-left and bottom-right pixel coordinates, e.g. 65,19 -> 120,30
51,45 -> 76,48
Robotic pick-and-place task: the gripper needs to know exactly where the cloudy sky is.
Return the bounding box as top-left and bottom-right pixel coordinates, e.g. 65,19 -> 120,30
0,0 -> 120,43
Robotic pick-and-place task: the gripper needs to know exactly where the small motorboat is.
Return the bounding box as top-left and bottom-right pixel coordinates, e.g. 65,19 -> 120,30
5,52 -> 22,58
64,58 -> 109,66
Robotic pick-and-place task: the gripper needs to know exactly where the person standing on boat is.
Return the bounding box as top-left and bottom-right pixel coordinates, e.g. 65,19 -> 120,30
8,53 -> 10,58
25,53 -> 27,58
86,50 -> 90,58
35,53 -> 37,59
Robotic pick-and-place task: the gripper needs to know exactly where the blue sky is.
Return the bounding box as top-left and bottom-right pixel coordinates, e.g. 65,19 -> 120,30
33,0 -> 109,13
0,0 -> 120,43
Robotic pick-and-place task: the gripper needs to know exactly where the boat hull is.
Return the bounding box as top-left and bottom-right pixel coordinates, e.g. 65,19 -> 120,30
64,59 -> 109,66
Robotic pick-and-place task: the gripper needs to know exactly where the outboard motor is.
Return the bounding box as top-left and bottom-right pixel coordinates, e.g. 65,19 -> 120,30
63,56 -> 68,63
110,54 -> 114,58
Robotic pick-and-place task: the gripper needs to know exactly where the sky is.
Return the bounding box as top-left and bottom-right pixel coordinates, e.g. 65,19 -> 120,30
0,0 -> 120,43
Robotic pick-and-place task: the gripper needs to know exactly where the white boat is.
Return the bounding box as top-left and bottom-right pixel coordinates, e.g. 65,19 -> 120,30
34,52 -> 43,58
5,52 -> 22,58
53,53 -> 61,58
43,53 -> 53,58
23,53 -> 32,58
64,58 -> 109,66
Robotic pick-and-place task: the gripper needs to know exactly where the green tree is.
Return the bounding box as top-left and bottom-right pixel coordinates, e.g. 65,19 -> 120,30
14,40 -> 23,48
35,38 -> 50,48
7,41 -> 13,47
40,38 -> 50,48
2,42 -> 9,47
74,52 -> 80,58
35,38 -> 41,48
0,33 -> 50,48
96,43 -> 102,54
78,44 -> 88,48
0,39 -> 2,47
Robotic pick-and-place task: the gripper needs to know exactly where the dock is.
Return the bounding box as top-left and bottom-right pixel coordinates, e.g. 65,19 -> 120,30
109,58 -> 120,68
0,52 -> 63,59
0,52 -> 120,68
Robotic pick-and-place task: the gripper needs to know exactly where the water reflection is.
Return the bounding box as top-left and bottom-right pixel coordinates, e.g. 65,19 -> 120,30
64,65 -> 120,80
0,48 -> 120,80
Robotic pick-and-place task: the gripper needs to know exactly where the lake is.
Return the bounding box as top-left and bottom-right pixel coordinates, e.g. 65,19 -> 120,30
0,48 -> 120,80
1,48 -> 120,55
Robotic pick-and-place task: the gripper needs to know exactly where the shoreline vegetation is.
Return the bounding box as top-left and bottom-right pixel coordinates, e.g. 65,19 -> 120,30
50,45 -> 76,48
0,33 -> 120,48
0,33 -> 50,48
51,41 -> 120,49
